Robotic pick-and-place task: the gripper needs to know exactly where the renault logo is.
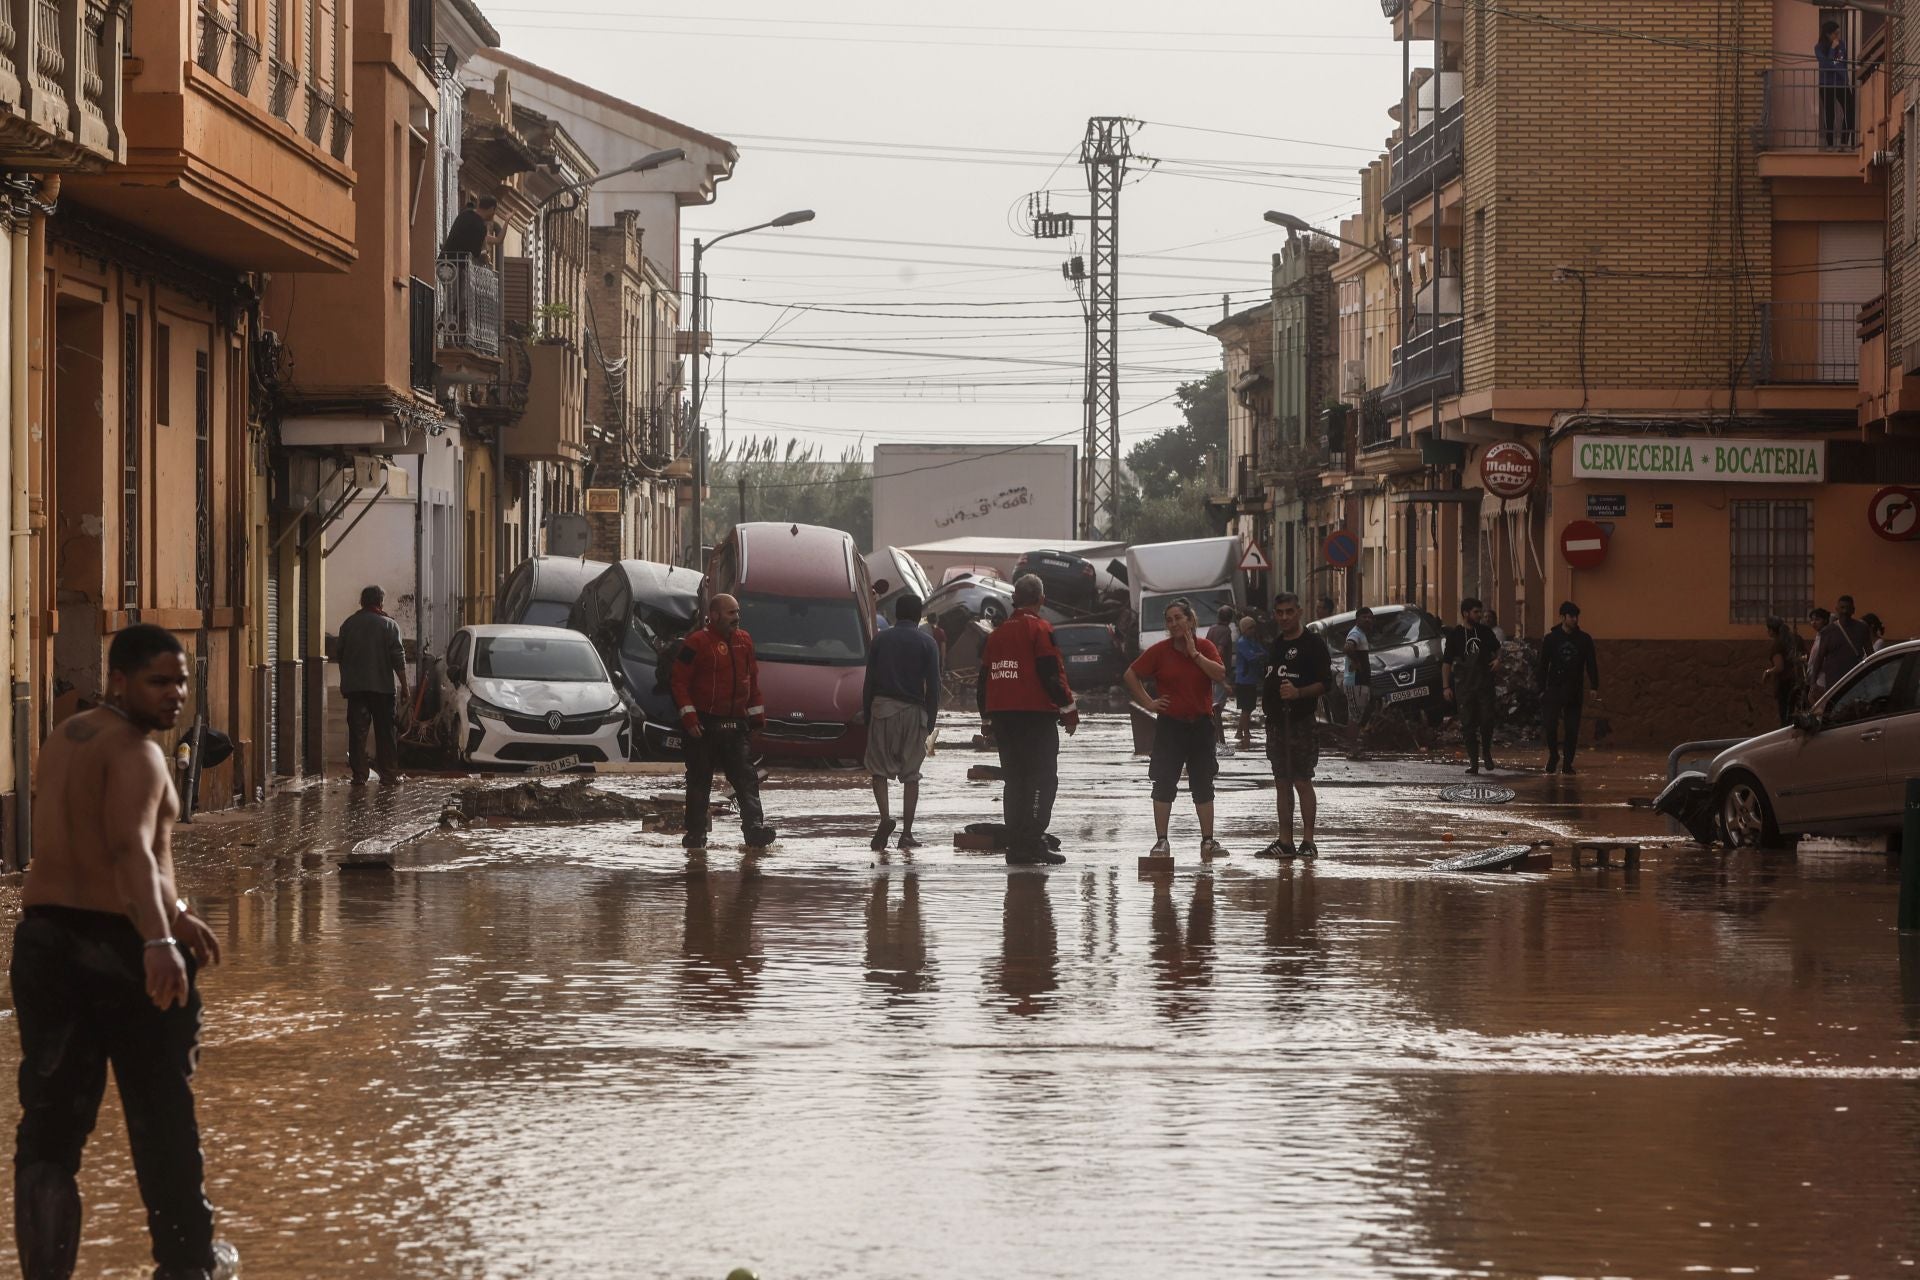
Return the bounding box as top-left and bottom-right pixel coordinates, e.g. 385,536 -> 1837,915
546,711 -> 564,732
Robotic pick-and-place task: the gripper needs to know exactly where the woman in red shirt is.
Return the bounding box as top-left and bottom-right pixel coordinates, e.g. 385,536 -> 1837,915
1123,600 -> 1230,859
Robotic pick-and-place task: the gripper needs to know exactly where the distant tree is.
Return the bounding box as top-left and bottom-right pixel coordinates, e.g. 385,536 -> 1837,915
1124,369 -> 1227,502
703,435 -> 872,547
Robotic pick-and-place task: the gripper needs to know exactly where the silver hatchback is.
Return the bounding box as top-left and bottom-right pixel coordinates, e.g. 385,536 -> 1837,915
1678,638 -> 1920,846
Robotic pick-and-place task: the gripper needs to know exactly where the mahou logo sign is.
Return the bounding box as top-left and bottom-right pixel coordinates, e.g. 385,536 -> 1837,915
1480,442 -> 1539,499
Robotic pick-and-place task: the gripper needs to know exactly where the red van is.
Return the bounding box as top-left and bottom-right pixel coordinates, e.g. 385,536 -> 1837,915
704,522 -> 875,762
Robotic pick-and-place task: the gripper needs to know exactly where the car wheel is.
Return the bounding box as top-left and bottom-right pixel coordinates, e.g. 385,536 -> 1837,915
982,600 -> 1008,623
1716,771 -> 1780,848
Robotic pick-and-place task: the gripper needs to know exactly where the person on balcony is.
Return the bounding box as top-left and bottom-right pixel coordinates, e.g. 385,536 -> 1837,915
441,195 -> 497,260
1817,21 -> 1854,150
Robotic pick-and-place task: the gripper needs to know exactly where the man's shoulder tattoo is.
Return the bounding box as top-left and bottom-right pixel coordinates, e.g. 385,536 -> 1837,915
62,716 -> 102,743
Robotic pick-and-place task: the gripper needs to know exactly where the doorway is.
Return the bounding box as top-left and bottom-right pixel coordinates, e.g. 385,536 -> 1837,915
52,296 -> 106,721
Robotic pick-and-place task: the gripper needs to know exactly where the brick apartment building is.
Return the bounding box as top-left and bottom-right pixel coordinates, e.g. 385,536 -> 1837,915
1307,0 -> 1920,746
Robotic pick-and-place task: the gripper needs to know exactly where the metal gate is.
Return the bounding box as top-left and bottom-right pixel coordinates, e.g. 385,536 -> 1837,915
264,552 -> 278,777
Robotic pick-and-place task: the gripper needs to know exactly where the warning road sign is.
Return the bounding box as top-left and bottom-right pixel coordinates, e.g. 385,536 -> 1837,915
1238,540 -> 1270,572
1869,485 -> 1919,543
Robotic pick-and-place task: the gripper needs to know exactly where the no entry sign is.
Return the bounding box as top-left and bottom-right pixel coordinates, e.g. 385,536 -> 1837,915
1869,485 -> 1919,542
1323,529 -> 1359,567
1480,442 -> 1539,499
1560,519 -> 1609,570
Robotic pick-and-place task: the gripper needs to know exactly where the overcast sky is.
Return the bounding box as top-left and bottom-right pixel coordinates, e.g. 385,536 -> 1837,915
484,2 -> 1414,462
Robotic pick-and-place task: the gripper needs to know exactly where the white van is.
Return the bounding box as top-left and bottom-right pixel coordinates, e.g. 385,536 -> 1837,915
1125,536 -> 1244,649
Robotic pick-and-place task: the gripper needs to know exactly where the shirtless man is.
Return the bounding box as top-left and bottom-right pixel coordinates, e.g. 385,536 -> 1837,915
13,624 -> 233,1280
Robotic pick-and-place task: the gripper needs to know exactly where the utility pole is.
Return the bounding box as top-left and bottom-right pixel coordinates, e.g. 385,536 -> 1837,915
1027,116 -> 1132,540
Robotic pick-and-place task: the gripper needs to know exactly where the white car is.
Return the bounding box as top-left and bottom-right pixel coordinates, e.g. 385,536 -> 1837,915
444,624 -> 631,767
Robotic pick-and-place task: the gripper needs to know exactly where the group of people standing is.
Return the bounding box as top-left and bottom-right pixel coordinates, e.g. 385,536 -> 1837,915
1764,594 -> 1892,726
973,576 -> 1334,863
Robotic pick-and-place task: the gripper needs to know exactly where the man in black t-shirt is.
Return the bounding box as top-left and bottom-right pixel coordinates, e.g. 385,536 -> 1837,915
1258,592 -> 1332,860
1442,596 -> 1502,774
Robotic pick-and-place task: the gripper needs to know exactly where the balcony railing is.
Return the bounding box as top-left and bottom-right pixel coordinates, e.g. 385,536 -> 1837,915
0,0 -> 126,167
435,256 -> 502,359
1320,402 -> 1351,470
1758,68 -> 1858,152
1379,315 -> 1464,418
409,0 -> 435,68
1751,301 -> 1860,384
1358,389 -> 1394,451
1382,99 -> 1463,216
409,277 -> 436,392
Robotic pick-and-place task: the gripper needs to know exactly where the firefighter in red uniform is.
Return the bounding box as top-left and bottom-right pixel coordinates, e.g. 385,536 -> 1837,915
977,574 -> 1079,865
671,593 -> 776,850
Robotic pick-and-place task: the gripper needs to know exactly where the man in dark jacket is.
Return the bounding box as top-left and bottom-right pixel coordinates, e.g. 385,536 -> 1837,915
977,575 -> 1078,865
440,196 -> 496,259
338,586 -> 409,786
1443,596 -> 1502,774
864,594 -> 941,851
671,593 -> 775,851
1539,600 -> 1600,774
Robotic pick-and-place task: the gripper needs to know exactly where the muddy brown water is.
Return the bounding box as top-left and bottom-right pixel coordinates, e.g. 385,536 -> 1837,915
2,717 -> 1916,1278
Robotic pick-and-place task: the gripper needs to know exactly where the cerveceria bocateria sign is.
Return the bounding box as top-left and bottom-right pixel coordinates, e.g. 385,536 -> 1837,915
1570,436 -> 1826,484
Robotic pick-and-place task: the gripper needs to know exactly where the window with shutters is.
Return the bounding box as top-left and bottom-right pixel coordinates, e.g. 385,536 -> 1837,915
267,0 -> 282,58
1729,500 -> 1813,623
122,311 -> 140,610
501,257 -> 533,336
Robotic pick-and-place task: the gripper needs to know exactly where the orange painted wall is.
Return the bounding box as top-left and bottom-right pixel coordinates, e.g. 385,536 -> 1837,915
1542,437 -> 1919,643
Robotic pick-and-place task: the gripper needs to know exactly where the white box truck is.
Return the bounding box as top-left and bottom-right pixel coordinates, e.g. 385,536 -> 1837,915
1125,536 -> 1244,649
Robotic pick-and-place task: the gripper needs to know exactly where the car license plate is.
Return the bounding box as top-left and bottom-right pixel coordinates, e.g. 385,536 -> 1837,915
1069,654 -> 1101,663
1384,686 -> 1429,705
660,736 -> 682,750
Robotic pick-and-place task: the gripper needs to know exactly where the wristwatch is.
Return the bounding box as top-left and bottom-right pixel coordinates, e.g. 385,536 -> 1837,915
170,896 -> 189,924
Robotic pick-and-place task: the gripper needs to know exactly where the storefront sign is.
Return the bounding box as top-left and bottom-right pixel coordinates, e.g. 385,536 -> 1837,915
1480,442 -> 1539,498
1654,503 -> 1674,529
1586,494 -> 1627,519
1571,436 -> 1826,483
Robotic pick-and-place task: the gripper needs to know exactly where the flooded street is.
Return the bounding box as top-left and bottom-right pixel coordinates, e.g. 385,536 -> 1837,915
5,714 -> 1918,1279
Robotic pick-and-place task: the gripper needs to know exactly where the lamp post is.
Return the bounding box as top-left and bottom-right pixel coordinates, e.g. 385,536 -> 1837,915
686,209 -> 816,567
536,146 -> 685,213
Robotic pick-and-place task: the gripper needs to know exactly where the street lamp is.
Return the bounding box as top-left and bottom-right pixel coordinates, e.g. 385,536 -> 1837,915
687,209 -> 818,567
1263,210 -> 1396,265
537,146 -> 686,212
1149,311 -> 1205,333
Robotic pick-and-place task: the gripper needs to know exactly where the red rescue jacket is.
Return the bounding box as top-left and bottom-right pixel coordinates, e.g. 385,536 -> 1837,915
670,624 -> 764,729
978,607 -> 1076,715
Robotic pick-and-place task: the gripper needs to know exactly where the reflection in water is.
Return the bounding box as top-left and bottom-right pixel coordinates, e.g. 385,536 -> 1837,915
9,720 -> 1920,1278
992,871 -> 1058,1016
680,859 -> 765,1015
1147,872 -> 1214,1021
864,871 -> 934,1000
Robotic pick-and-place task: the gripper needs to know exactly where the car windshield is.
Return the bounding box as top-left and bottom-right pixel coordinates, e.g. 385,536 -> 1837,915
1365,609 -> 1439,648
1142,589 -> 1232,624
737,591 -> 868,666
620,604 -> 694,665
473,635 -> 606,682
520,600 -> 574,628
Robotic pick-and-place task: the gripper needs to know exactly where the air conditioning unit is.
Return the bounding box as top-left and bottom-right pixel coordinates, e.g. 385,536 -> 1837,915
1873,148 -> 1896,167
1341,359 -> 1367,398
